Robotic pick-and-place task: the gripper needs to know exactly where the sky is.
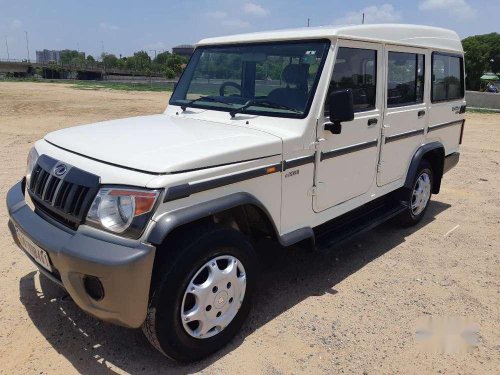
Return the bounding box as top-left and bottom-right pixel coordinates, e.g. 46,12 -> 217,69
1,0 -> 499,60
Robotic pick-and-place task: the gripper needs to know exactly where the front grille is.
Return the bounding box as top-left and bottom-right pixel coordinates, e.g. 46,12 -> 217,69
28,155 -> 100,229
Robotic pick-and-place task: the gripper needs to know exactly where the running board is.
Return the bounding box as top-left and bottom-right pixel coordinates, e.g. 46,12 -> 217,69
314,196 -> 406,252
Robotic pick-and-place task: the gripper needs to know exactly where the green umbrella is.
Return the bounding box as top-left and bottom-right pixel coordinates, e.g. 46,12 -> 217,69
480,73 -> 500,81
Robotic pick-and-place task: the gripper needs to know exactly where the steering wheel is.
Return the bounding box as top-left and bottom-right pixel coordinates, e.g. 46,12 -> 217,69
219,81 -> 242,97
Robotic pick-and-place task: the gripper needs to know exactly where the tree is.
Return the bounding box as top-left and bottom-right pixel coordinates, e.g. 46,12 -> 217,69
462,33 -> 500,90
154,51 -> 172,65
60,50 -> 84,65
125,51 -> 151,72
164,67 -> 176,79
115,57 -> 127,69
165,54 -> 186,76
86,55 -> 95,63
101,53 -> 118,68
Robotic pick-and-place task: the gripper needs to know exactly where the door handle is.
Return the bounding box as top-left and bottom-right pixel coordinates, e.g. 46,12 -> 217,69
418,110 -> 426,118
367,118 -> 378,126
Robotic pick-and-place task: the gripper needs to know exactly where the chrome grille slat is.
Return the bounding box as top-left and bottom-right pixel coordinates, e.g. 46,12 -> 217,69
27,158 -> 99,230
42,175 -> 54,201
50,178 -> 64,205
73,186 -> 88,216
63,185 -> 79,213
30,166 -> 42,190
34,170 -> 48,195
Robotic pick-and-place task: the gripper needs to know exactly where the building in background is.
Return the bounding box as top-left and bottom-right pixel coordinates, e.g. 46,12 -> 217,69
172,45 -> 194,58
36,50 -> 61,64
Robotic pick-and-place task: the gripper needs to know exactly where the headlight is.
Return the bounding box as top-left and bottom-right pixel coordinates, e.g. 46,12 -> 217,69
86,188 -> 160,238
26,147 -> 39,186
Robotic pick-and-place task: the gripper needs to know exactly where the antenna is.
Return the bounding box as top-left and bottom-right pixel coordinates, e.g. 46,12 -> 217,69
5,36 -> 9,60
25,31 -> 30,62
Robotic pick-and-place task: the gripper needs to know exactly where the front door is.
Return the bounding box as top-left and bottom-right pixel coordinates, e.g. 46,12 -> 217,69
314,40 -> 383,212
377,46 -> 428,186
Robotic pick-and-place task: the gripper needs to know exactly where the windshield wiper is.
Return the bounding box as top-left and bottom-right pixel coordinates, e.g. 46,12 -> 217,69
180,96 -> 230,111
229,99 -> 302,118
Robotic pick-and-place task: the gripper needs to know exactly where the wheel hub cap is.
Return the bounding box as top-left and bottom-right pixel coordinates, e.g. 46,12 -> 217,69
411,172 -> 431,215
181,255 -> 246,339
215,292 -> 228,308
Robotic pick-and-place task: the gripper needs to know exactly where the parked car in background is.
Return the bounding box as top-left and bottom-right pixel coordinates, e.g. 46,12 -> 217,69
486,82 -> 498,93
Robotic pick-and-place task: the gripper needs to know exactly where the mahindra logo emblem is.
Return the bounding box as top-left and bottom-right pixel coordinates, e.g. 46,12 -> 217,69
54,164 -> 68,177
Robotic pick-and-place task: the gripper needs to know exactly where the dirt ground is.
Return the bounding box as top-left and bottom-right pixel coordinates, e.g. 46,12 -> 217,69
0,82 -> 498,374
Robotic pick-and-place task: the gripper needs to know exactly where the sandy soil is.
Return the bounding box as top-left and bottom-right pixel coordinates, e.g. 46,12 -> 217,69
0,82 -> 498,374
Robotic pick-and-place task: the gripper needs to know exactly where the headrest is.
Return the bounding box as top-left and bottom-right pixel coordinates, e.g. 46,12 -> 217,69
282,64 -> 309,86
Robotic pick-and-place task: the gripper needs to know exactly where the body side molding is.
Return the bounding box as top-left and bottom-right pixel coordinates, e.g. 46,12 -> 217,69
163,163 -> 282,202
427,119 -> 464,132
283,155 -> 316,170
385,128 -> 424,144
320,140 -> 378,161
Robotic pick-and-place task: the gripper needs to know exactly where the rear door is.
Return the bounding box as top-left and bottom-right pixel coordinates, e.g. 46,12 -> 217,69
426,52 -> 466,155
377,46 -> 427,186
314,40 -> 383,212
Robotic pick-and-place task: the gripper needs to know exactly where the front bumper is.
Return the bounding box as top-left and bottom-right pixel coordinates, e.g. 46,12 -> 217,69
7,180 -> 155,328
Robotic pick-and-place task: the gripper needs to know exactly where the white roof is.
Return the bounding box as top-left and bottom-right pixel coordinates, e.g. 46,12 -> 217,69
198,24 -> 463,52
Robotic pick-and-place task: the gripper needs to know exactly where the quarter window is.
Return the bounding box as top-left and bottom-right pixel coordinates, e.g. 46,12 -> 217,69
326,47 -> 377,113
387,52 -> 425,107
432,53 -> 464,102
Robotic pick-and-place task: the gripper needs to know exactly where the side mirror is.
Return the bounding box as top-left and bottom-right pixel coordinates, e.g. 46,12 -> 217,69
325,89 -> 354,134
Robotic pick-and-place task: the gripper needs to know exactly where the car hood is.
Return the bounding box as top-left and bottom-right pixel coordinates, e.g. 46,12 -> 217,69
44,114 -> 282,174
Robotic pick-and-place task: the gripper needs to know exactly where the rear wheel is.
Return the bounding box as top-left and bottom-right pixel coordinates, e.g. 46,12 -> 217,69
142,224 -> 257,362
397,160 -> 433,227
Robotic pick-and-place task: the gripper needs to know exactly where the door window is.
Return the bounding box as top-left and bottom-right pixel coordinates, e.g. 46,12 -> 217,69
387,52 -> 425,107
326,47 -> 377,113
431,53 -> 464,102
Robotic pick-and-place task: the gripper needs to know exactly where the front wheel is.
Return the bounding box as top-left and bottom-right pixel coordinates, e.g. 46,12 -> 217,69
142,224 -> 257,362
397,160 -> 433,227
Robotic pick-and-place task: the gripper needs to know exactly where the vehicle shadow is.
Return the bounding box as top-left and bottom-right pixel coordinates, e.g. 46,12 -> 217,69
19,201 -> 450,374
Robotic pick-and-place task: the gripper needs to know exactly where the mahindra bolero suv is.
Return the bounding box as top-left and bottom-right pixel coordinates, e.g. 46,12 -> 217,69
7,24 -> 464,361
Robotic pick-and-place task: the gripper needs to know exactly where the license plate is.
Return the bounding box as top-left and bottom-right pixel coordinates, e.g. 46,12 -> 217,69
15,226 -> 53,272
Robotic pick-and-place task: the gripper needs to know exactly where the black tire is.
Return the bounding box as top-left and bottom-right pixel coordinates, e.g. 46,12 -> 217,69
142,223 -> 257,362
397,159 -> 433,227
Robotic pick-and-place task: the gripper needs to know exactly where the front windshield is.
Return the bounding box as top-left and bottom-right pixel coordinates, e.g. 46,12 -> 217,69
170,40 -> 330,118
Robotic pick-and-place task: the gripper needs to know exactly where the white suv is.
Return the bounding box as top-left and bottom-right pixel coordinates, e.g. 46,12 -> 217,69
7,24 -> 465,361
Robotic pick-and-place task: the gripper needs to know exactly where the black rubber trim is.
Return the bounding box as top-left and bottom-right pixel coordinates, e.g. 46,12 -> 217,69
164,163 -> 282,202
152,193 -> 275,243
404,141 -> 445,194
385,128 -> 424,144
320,140 -> 378,161
443,152 -> 460,174
45,139 -> 280,176
283,154 -> 315,170
428,119 -> 464,132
